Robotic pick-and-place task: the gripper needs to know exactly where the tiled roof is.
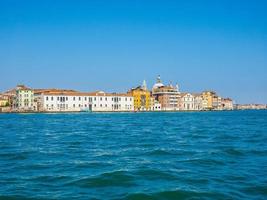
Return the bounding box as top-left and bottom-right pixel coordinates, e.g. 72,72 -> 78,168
222,98 -> 233,101
40,90 -> 132,97
34,89 -> 77,93
180,92 -> 192,97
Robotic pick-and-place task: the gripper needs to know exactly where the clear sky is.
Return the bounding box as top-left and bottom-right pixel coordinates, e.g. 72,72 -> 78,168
0,0 -> 266,104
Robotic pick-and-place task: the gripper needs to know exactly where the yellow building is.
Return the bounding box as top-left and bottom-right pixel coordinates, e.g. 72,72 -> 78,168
202,91 -> 216,110
0,95 -> 9,107
128,80 -> 151,111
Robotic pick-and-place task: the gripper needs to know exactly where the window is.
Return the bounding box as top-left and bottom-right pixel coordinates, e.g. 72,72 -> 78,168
85,97 -> 87,101
94,97 -> 96,101
100,97 -> 102,101
100,104 -> 102,107
57,97 -> 59,101
105,104 -> 107,107
105,97 -> 107,101
51,97 -> 53,101
94,104 -> 96,107
125,98 -> 127,101
66,97 -> 68,101
79,97 -> 81,101
73,97 -> 75,101
73,104 -> 75,108
46,97 -> 48,101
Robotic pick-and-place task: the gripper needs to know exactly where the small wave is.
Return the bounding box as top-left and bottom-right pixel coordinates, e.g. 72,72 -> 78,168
123,189 -> 228,200
146,149 -> 175,156
74,161 -> 113,169
242,185 -> 267,196
0,195 -> 44,200
224,148 -> 244,156
180,158 -> 225,166
0,152 -> 29,161
135,169 -> 177,181
246,149 -> 267,156
28,175 -> 70,183
66,171 -> 136,188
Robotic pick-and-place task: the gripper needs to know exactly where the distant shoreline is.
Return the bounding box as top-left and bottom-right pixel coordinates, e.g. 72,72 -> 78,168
0,109 -> 266,114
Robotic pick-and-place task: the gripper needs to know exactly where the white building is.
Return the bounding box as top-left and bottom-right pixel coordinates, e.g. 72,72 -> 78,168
35,90 -> 134,112
179,93 -> 195,111
193,93 -> 203,111
221,98 -> 233,110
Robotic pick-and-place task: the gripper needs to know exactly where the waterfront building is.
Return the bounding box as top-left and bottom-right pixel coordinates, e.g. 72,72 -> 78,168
179,93 -> 195,111
128,80 -> 151,111
235,104 -> 266,110
13,85 -> 34,111
150,96 -> 161,111
193,93 -> 203,111
212,95 -> 222,110
1,88 -> 16,108
35,90 -> 134,112
0,94 -> 9,107
152,76 -> 180,111
221,98 -> 233,110
201,91 -> 216,110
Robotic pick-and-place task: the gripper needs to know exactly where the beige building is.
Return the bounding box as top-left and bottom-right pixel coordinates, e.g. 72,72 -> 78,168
212,95 -> 222,110
179,93 -> 195,111
221,98 -> 233,110
193,93 -> 203,111
150,96 -> 161,111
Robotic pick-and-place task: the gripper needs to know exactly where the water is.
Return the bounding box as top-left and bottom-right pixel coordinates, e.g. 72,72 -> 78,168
0,111 -> 267,200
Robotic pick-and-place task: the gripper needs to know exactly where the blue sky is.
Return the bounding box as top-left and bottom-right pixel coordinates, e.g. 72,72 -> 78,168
0,0 -> 266,103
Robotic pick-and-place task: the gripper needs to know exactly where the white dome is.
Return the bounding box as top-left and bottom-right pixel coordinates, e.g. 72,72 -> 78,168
153,82 -> 164,89
153,75 -> 164,89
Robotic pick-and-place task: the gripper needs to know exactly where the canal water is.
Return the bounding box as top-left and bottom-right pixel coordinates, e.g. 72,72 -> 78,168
0,111 -> 266,199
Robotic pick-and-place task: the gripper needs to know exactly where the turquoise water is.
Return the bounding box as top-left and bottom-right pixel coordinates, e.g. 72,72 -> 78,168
0,111 -> 267,200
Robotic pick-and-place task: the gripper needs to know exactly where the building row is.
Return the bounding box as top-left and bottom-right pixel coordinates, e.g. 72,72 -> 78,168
6,85 -> 133,112
235,104 -> 267,110
0,76 -> 235,112
127,76 -> 234,111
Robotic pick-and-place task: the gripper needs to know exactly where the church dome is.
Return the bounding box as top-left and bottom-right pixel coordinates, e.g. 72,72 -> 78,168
152,75 -> 164,89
